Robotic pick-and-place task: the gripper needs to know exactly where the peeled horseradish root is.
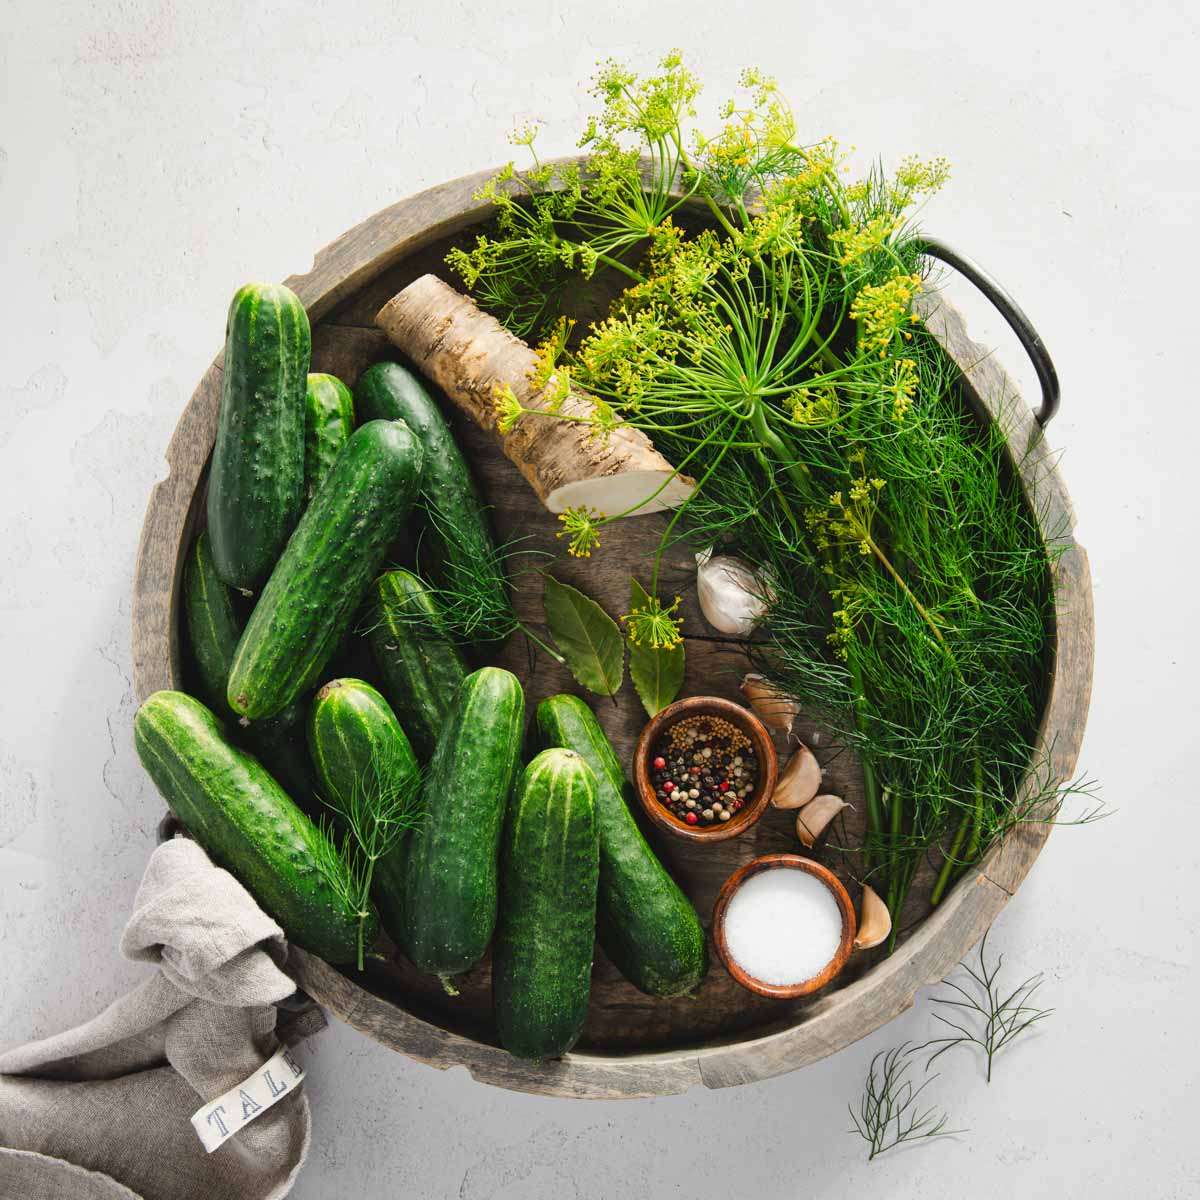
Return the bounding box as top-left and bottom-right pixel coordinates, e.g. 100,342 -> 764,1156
374,274 -> 694,517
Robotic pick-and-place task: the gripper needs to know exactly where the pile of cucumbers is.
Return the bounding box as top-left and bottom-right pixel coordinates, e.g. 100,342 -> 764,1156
134,282 -> 707,1061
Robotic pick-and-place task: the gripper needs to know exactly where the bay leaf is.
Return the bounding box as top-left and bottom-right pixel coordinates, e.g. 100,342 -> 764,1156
543,576 -> 624,696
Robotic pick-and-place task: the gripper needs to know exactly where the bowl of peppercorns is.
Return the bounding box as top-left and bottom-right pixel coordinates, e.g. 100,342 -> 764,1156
634,696 -> 778,843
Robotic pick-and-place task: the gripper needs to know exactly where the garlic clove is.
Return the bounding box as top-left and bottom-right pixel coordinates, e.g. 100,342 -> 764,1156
697,553 -> 770,637
770,745 -> 822,809
853,884 -> 891,950
795,794 -> 848,847
740,673 -> 799,739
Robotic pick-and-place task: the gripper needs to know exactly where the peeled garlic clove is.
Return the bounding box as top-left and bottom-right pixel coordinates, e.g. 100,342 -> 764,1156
795,794 -> 848,848
770,745 -> 822,809
853,884 -> 891,950
696,551 -> 770,637
740,673 -> 799,739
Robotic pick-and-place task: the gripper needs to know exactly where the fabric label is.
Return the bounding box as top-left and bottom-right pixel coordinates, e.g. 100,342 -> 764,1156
190,1045 -> 305,1153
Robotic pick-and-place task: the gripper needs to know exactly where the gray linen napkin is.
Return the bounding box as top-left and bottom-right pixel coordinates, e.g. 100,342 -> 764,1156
0,836 -> 320,1200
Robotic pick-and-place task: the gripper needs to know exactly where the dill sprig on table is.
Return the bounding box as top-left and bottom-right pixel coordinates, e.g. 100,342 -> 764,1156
849,1043 -> 962,1160
447,51 -> 1094,942
919,930 -> 1054,1082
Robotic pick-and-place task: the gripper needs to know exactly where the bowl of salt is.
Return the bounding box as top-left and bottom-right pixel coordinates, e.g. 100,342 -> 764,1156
712,854 -> 857,998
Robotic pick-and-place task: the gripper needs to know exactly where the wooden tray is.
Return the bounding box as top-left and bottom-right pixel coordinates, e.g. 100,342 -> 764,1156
131,163 -> 1094,1098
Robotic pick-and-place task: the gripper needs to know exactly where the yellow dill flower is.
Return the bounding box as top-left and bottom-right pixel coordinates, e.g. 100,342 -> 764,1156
894,154 -> 951,197
529,317 -> 575,412
556,506 -> 604,558
849,272 -> 923,356
890,357 -> 919,420
507,121 -> 541,149
492,382 -> 523,434
623,593 -> 684,649
832,214 -> 901,265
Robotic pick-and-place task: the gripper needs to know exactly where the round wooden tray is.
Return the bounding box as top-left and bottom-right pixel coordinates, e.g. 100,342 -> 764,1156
131,163 -> 1094,1099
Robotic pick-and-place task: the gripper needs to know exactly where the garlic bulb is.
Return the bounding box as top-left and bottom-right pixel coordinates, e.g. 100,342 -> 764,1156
696,549 -> 770,637
853,884 -> 892,950
795,794 -> 849,848
770,745 -> 822,810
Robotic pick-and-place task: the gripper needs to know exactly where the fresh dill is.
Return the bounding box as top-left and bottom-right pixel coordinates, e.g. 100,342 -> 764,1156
311,749 -> 426,971
450,51 -> 1094,942
918,929 -> 1054,1083
849,1043 -> 962,1160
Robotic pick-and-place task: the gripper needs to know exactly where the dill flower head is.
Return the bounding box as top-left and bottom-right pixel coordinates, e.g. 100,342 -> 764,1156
832,214 -> 902,265
891,357 -> 919,420
849,271 -> 923,357
556,506 -> 604,558
492,382 -> 523,433
623,592 -> 684,649
529,317 -> 574,411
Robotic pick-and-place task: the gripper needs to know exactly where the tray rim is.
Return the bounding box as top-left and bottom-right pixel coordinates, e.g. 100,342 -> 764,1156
131,159 -> 1094,1098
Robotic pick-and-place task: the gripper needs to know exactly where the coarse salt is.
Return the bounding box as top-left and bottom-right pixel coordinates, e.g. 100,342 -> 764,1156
723,867 -> 844,986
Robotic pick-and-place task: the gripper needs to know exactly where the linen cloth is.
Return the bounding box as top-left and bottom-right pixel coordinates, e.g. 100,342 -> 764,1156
0,835 -> 320,1200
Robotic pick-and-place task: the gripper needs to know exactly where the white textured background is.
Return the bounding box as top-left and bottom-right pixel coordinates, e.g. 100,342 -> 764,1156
2,2 -> 1196,1196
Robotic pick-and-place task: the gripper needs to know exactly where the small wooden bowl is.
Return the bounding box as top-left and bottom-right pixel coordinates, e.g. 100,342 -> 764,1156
712,854 -> 857,999
634,695 -> 778,843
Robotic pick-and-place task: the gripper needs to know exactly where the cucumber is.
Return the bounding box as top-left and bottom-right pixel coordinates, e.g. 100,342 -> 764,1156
366,569 -> 469,761
398,667 -> 524,987
182,530 -> 318,808
536,694 -> 708,996
304,373 -> 355,499
207,282 -> 309,591
494,748 -> 599,1060
356,362 -> 511,640
227,419 -> 424,720
134,690 -> 370,964
182,529 -> 243,713
308,678 -> 419,938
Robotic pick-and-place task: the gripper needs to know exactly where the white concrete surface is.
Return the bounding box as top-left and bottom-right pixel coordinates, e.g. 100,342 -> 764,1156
2,2 -> 1196,1196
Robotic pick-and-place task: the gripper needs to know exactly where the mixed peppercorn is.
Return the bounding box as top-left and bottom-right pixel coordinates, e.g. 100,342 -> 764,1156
649,715 -> 759,828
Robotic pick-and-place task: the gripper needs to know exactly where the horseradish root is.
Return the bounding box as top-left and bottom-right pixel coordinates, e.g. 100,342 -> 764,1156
375,275 -> 693,515
853,884 -> 892,950
770,745 -> 822,810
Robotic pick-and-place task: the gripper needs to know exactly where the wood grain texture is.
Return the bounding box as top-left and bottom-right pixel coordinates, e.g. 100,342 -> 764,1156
131,160 -> 1094,1098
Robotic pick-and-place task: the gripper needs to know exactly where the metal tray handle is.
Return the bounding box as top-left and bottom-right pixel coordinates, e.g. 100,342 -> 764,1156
919,237 -> 1060,427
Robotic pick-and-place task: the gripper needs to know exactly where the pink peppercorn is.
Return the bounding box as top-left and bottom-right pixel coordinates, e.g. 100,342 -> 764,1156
653,756 -> 666,770
719,780 -> 730,792
663,781 -> 675,793
685,811 -> 699,825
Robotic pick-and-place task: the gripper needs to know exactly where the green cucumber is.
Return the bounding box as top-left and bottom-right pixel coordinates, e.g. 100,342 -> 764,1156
536,694 -> 707,996
182,530 -> 317,808
183,529 -> 244,713
307,678 -> 420,942
207,282 -> 310,591
228,419 -> 424,720
304,373 -> 355,499
494,747 -> 599,1060
366,569 -> 469,761
398,667 -> 524,987
356,362 -> 511,640
134,690 -> 370,964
